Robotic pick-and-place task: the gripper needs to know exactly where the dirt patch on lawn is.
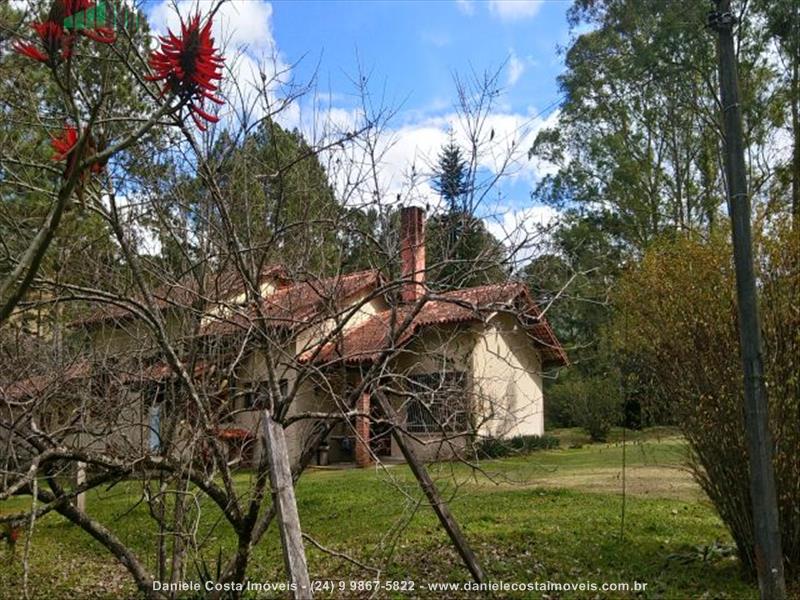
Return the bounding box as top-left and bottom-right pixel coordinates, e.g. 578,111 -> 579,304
473,465 -> 704,502
534,465 -> 703,501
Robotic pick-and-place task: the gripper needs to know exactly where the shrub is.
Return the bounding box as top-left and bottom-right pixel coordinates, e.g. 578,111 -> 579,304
548,373 -> 622,442
613,228 -> 800,580
477,434 -> 560,458
543,377 -> 577,428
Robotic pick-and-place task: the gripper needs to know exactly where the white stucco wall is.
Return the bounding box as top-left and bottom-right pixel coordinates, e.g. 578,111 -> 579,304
384,317 -> 545,461
471,313 -> 544,439
234,294 -> 387,465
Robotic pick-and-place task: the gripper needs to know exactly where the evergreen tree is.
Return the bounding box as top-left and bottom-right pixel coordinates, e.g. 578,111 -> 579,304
426,135 -> 505,290
431,131 -> 468,213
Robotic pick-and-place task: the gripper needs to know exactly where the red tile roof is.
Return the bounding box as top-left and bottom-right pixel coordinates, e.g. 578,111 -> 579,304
299,282 -> 568,367
0,358 -> 217,401
200,270 -> 383,336
215,427 -> 255,441
3,270 -> 383,399
5,275 -> 565,400
0,360 -> 92,401
73,264 -> 291,327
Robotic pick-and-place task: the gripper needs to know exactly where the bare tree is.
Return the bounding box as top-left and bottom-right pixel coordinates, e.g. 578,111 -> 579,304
1,4 -> 567,598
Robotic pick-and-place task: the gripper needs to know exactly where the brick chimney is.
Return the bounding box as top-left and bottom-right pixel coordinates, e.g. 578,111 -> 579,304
400,206 -> 426,303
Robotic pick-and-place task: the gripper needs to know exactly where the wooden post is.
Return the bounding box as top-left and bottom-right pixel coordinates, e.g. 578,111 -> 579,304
261,411 -> 312,598
709,4 -> 786,598
354,392 -> 372,467
374,390 -> 485,583
76,461 -> 86,512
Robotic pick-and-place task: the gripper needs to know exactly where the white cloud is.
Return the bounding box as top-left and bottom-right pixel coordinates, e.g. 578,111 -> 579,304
305,101 -> 561,220
484,205 -> 560,265
144,0 -> 560,237
455,0 -> 476,16
101,194 -> 163,256
488,1 -> 544,21
507,49 -> 525,86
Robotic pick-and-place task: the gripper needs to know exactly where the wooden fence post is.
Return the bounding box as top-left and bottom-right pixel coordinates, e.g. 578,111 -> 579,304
76,461 -> 86,512
261,411 -> 312,598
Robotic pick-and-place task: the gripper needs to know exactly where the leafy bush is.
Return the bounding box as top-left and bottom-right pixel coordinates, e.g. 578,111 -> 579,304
548,372 -> 622,441
477,434 -> 560,458
543,377 -> 577,428
614,228 -> 800,580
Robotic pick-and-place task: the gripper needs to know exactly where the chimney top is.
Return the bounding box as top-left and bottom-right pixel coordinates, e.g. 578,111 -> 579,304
400,206 -> 426,303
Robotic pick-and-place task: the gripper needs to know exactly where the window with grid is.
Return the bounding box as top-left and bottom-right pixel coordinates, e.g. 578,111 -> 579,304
406,371 -> 468,433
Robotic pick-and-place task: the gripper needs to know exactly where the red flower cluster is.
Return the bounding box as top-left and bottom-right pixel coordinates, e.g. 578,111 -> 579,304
63,0 -> 94,15
2,523 -> 20,546
51,125 -> 103,176
51,125 -> 79,162
215,427 -> 254,441
12,0 -> 115,66
146,13 -> 225,130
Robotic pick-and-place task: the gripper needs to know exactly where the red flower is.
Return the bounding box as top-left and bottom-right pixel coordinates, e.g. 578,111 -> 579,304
81,27 -> 116,44
12,0 -> 115,65
12,40 -> 48,63
33,21 -> 67,57
51,125 -> 78,162
62,0 -> 94,17
50,125 -> 103,177
13,20 -> 70,64
146,13 -> 225,130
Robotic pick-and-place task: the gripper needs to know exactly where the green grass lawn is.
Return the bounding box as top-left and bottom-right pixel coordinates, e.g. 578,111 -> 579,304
0,429 -> 757,599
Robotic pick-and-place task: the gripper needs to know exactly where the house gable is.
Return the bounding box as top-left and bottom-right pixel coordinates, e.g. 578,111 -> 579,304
471,312 -> 544,439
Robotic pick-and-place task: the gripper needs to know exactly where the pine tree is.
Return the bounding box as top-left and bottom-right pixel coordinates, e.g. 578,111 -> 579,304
427,134 -> 505,289
432,131 -> 468,213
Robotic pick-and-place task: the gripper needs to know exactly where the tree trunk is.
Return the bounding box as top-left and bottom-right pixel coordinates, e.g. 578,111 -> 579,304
75,461 -> 86,513
791,58 -> 799,224
373,390 -> 485,583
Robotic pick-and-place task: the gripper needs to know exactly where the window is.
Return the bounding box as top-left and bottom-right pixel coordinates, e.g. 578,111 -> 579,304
406,371 -> 468,433
246,379 -> 288,409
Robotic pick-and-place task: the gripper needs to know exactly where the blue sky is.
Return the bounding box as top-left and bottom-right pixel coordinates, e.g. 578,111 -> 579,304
270,0 -> 570,117
145,0 -> 575,253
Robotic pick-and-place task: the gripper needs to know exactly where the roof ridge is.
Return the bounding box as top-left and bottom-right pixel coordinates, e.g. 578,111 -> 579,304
436,280 -> 525,296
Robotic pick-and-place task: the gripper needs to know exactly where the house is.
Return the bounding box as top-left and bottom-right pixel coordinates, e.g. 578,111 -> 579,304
1,207 -> 567,468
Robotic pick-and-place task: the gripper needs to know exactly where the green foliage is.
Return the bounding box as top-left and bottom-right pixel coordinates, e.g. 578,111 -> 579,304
425,212 -> 507,290
0,1 -> 157,304
172,121 -> 341,276
431,132 -> 468,213
524,211 -> 622,366
531,0 -> 785,243
524,211 -> 625,432
476,434 -> 560,458
423,136 -> 507,290
613,228 -> 800,580
340,206 -> 382,271
548,372 -> 622,442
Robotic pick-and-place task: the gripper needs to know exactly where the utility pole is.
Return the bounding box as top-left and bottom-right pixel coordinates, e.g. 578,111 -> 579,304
708,3 -> 786,598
